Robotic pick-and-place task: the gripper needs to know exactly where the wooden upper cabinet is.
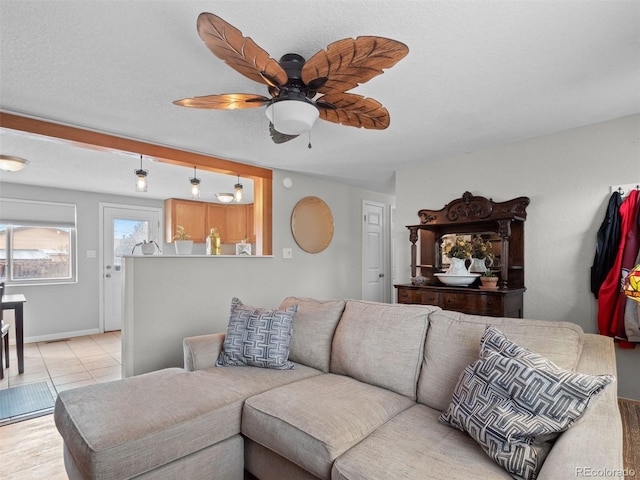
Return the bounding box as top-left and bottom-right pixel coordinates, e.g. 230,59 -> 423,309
165,199 -> 255,244
164,199 -> 207,243
206,204 -> 227,241
225,205 -> 248,244
246,204 -> 255,244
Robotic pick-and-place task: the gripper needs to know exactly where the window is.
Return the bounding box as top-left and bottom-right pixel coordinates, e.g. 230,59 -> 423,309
0,199 -> 77,285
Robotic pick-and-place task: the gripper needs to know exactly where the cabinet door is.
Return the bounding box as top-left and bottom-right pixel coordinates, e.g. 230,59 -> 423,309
165,199 -> 207,243
206,204 -> 227,242
246,204 -> 255,243
225,205 -> 248,243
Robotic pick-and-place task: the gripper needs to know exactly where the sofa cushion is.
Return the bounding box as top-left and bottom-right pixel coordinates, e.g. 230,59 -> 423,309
55,365 -> 321,480
439,326 -> 614,480
330,300 -> 439,399
418,310 -> 584,411
332,404 -> 511,480
279,297 -> 345,372
242,373 -> 415,480
217,297 -> 297,369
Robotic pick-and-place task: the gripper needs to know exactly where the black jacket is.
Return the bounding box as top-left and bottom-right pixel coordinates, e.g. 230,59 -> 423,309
591,192 -> 623,298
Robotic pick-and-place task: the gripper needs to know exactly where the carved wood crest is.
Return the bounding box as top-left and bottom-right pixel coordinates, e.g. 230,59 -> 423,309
417,192 -> 529,225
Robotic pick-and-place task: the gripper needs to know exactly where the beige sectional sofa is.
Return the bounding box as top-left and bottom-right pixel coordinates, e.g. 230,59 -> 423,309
55,298 -> 623,480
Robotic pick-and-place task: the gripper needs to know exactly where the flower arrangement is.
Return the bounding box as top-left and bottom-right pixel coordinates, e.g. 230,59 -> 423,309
442,236 -> 472,259
471,235 -> 494,260
482,269 -> 496,277
173,225 -> 191,241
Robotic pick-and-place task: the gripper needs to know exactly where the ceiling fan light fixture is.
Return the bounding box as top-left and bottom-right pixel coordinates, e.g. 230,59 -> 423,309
216,192 -> 235,203
0,155 -> 29,172
265,100 -> 319,135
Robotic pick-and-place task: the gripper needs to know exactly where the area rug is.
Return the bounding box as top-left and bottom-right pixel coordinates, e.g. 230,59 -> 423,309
0,382 -> 55,425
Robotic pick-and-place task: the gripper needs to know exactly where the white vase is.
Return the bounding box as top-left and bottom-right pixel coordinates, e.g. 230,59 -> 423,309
141,243 -> 156,255
446,257 -> 471,276
174,240 -> 193,255
469,256 -> 493,273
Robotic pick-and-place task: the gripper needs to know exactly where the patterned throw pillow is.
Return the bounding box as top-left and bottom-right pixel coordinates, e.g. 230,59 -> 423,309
216,297 -> 297,370
440,326 -> 614,480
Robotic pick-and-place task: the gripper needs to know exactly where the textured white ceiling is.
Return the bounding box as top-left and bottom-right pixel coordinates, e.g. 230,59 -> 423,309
1,0 -> 639,196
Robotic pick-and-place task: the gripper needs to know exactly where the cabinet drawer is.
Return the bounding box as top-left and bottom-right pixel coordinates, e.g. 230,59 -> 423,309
419,291 -> 439,305
441,292 -> 502,316
397,289 -> 420,304
397,288 -> 439,306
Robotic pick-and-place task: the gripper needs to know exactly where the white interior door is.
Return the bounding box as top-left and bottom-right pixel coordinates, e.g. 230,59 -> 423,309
100,204 -> 161,332
362,201 -> 386,302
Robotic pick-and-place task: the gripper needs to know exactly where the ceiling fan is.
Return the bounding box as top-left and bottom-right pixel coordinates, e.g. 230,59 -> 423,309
173,13 -> 409,144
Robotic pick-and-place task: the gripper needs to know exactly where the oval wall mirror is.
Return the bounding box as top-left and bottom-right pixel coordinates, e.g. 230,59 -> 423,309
291,196 -> 334,253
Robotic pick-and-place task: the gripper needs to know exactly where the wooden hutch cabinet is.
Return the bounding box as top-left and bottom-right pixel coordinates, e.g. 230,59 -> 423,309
395,192 -> 530,318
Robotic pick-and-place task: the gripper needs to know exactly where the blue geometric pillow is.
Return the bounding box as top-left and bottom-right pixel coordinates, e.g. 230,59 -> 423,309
440,326 -> 614,480
216,297 -> 297,370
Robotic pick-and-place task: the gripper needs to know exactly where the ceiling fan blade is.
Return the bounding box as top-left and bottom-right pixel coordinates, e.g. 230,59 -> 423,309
173,93 -> 270,109
317,93 -> 390,130
197,13 -> 288,87
301,36 -> 408,94
269,122 -> 299,144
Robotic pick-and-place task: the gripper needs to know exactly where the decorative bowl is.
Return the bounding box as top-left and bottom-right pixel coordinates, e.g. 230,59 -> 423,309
434,273 -> 480,286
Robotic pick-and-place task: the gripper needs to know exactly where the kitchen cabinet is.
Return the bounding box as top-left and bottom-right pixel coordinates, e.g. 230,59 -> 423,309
206,204 -> 226,240
165,199 -> 254,244
164,199 -> 207,243
224,205 -> 248,244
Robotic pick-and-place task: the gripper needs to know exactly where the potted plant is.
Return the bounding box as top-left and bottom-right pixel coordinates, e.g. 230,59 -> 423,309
479,269 -> 499,290
132,240 -> 160,255
173,226 -> 193,255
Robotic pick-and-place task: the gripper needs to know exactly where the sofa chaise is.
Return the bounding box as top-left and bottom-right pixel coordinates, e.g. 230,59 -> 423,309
54,298 -> 623,479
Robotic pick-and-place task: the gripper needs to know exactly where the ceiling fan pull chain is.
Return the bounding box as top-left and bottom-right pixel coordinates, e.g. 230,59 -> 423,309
308,130 -> 312,149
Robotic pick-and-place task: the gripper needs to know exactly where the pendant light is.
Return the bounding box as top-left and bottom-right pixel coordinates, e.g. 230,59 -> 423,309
189,166 -> 201,198
135,155 -> 148,192
234,175 -> 243,202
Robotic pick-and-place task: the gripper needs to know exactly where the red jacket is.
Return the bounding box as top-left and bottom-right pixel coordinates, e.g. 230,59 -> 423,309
598,189 -> 639,347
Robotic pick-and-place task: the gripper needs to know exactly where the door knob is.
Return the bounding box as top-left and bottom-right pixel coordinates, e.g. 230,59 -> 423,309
379,273 -> 385,278
105,274 -> 111,278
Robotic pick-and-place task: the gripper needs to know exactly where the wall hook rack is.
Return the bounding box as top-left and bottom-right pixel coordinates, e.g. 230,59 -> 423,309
611,183 -> 640,198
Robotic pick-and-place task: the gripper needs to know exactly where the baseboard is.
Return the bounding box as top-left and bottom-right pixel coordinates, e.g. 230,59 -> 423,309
22,329 -> 102,344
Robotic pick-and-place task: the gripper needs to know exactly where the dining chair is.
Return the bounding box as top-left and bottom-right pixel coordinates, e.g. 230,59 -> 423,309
0,282 -> 9,380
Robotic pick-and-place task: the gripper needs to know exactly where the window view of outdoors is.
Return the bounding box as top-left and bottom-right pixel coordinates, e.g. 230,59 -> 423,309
113,219 -> 149,267
0,224 -> 72,281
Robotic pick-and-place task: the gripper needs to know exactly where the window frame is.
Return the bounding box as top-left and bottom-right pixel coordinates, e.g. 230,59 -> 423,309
0,201 -> 78,286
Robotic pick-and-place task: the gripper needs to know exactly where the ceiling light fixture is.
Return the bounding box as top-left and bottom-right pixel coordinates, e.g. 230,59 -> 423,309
135,155 -> 148,192
0,155 -> 29,172
189,166 -> 201,198
215,193 -> 235,203
264,99 -> 319,135
234,175 -> 243,202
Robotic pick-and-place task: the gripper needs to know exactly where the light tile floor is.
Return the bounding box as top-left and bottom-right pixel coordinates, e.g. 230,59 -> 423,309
0,332 -> 122,399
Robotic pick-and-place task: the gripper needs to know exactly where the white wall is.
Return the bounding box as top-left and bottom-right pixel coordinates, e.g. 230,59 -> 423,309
123,169 -> 395,375
0,183 -> 162,341
395,114 -> 640,399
